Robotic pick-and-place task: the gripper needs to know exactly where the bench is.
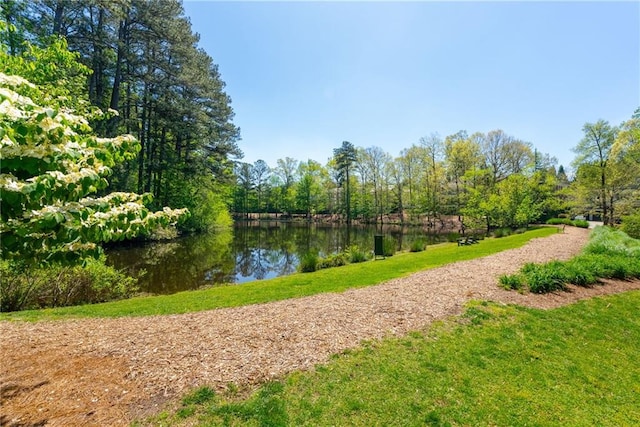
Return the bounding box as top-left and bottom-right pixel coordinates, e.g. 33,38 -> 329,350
457,236 -> 479,246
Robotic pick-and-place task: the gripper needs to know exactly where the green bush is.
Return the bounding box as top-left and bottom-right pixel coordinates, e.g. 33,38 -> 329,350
492,228 -> 512,238
621,213 -> 640,239
298,252 -> 318,273
545,218 -> 589,228
446,232 -> 462,243
409,238 -> 427,253
0,258 -> 138,312
546,218 -> 573,226
382,236 -> 396,257
318,252 -> 349,269
346,245 -> 369,263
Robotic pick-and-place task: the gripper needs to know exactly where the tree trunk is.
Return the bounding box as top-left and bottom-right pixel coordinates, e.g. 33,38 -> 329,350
52,1 -> 65,35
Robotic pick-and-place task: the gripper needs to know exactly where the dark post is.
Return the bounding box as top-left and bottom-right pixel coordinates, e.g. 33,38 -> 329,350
374,235 -> 384,259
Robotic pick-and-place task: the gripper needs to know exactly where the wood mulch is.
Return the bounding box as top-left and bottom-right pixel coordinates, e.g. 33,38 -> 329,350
2,226 -> 639,426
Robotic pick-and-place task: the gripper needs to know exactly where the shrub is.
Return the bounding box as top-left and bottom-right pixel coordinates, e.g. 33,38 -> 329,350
298,252 -> 318,273
446,232 -> 461,243
545,218 -> 589,228
546,218 -> 573,226
318,252 -> 349,269
493,228 -> 512,238
382,236 -> 396,257
621,213 -> 640,239
346,245 -> 369,263
409,238 -> 427,252
0,258 -> 138,312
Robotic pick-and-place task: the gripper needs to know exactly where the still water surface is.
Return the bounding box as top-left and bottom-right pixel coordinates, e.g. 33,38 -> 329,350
106,221 -> 445,294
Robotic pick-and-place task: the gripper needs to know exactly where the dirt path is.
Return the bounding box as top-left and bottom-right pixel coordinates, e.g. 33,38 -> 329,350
2,226 -> 639,426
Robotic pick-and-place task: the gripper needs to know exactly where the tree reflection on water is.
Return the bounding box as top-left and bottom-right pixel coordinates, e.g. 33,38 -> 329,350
106,221 -> 444,294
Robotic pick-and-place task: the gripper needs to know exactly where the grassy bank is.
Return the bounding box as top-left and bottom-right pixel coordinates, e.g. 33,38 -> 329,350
146,290 -> 640,426
0,227 -> 557,321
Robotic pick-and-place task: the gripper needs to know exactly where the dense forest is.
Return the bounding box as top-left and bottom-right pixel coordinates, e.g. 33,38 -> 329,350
2,0 -> 241,232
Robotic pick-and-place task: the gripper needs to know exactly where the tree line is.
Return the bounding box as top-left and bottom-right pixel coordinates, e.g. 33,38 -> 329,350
233,117 -> 639,230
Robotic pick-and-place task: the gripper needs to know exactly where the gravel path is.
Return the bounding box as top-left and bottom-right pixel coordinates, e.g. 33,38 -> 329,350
2,226 -> 639,426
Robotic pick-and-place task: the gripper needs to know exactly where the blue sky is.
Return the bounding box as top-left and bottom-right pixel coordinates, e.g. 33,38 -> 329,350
183,1 -> 639,172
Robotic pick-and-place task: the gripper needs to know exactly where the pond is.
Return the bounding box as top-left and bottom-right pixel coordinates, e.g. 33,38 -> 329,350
105,221 -> 452,294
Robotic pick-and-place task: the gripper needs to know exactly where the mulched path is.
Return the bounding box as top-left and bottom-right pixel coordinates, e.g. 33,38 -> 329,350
2,226 -> 639,426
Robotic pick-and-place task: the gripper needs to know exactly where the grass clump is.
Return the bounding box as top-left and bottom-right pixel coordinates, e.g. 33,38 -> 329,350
346,245 -> 369,263
382,236 -> 396,257
499,273 -> 525,291
502,226 -> 640,294
151,291 -> 640,426
298,252 -> 319,273
409,238 -> 427,252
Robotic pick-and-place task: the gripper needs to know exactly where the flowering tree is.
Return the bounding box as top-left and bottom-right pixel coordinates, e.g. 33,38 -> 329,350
0,72 -> 188,264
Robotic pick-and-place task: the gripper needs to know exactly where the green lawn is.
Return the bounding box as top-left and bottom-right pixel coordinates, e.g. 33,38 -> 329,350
0,227 -> 556,321
149,290 -> 640,426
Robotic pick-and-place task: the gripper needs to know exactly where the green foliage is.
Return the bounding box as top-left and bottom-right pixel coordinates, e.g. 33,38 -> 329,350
382,236 -> 396,257
182,386 -> 216,406
210,381 -> 289,426
1,37 -> 92,112
0,72 -> 188,264
585,226 -> 640,257
0,258 -> 138,312
499,273 -> 524,290
346,245 -> 369,263
573,219 -> 589,228
178,177 -> 233,232
545,217 -> 591,229
502,227 -> 640,294
523,261 -> 569,293
546,218 -> 573,226
317,252 -> 349,269
154,292 -> 640,426
621,213 -> 640,239
298,252 -> 319,273
492,228 -> 512,238
446,232 -> 461,242
409,238 -> 427,252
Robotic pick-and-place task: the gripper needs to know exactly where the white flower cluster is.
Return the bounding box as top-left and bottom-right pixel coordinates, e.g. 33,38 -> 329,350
0,173 -> 27,192
0,73 -> 36,88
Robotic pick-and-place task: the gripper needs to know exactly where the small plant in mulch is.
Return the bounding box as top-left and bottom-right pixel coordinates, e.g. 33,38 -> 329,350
501,227 -> 640,294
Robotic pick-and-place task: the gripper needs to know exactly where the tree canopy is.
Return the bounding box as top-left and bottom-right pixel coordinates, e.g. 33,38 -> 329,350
0,71 -> 187,264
